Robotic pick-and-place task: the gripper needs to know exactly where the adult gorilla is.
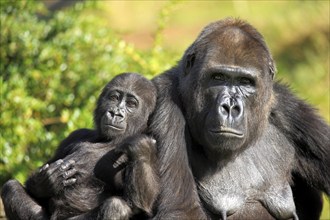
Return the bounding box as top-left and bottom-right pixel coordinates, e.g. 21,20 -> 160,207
150,18 -> 329,220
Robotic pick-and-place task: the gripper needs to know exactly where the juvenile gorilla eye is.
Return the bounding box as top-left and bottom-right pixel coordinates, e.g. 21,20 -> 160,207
109,94 -> 119,101
126,98 -> 138,108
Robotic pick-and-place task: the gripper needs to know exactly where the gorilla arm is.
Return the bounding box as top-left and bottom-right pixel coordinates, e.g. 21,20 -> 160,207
150,69 -> 207,219
271,83 -> 329,220
271,83 -> 330,195
93,135 -> 160,217
1,129 -> 95,220
25,129 -> 96,199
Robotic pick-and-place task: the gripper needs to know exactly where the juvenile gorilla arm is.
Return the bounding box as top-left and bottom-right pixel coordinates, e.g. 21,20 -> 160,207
94,135 -> 159,218
25,128 -> 96,199
120,135 -> 159,215
1,128 -> 95,220
1,180 -> 48,220
25,159 -> 76,198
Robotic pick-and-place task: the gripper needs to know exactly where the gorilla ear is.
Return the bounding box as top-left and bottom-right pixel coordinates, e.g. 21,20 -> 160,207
268,59 -> 276,80
184,52 -> 196,76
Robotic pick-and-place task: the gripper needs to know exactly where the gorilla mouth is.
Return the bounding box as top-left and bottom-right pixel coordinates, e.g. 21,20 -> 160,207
105,124 -> 125,131
209,127 -> 244,138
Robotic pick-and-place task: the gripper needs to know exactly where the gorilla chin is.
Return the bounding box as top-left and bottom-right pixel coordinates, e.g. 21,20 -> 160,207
204,128 -> 246,155
101,118 -> 127,138
106,124 -> 126,132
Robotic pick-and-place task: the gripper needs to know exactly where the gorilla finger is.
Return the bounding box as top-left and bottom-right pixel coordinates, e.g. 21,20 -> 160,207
46,159 -> 64,174
39,164 -> 49,173
63,168 -> 77,179
63,178 -> 76,186
54,159 -> 64,166
150,138 -> 157,144
136,136 -> 156,148
146,138 -> 157,148
60,159 -> 75,171
113,154 -> 129,168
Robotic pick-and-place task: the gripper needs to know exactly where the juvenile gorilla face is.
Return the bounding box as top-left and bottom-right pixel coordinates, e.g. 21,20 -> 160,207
100,90 -> 139,137
179,19 -> 275,156
94,73 -> 157,140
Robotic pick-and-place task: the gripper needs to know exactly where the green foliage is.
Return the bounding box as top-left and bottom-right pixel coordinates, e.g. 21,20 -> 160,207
0,1 -> 328,218
0,0 -> 178,184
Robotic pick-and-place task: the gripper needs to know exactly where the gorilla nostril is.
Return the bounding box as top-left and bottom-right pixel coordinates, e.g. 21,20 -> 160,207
232,105 -> 241,118
221,104 -> 230,115
108,111 -> 115,117
220,102 -> 242,119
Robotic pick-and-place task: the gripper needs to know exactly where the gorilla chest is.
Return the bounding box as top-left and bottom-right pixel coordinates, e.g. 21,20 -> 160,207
196,138 -> 295,219
67,145 -> 110,180
197,158 -> 267,216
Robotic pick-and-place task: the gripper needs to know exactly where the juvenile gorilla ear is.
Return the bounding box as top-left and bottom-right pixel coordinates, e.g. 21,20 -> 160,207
184,52 -> 196,76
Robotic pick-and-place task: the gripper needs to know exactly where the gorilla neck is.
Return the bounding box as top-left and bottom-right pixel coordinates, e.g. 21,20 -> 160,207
190,141 -> 241,170
190,131 -> 264,172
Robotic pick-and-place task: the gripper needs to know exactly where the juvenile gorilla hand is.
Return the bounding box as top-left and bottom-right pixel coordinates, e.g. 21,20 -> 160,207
116,135 -> 157,162
26,159 -> 77,197
113,135 -> 159,216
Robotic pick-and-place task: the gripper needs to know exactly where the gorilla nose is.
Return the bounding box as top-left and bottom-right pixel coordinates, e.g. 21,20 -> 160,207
219,97 -> 243,120
109,109 -> 125,119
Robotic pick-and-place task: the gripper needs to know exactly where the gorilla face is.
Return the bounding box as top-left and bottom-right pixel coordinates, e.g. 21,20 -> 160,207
100,90 -> 140,138
179,22 -> 275,156
201,66 -> 257,151
94,73 -> 157,140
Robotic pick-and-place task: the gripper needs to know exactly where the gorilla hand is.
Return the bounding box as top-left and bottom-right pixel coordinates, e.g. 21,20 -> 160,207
26,159 -> 77,198
117,135 -> 157,162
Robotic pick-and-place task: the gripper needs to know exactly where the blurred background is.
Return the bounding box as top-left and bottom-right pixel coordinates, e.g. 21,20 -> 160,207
0,0 -> 329,218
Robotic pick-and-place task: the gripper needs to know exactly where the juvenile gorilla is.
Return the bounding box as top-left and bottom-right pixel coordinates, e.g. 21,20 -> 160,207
150,18 -> 330,219
1,73 -> 159,220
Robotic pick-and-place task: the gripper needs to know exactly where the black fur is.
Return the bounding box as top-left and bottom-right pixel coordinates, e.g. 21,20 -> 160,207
2,19 -> 329,220
150,18 -> 329,220
1,73 -> 159,220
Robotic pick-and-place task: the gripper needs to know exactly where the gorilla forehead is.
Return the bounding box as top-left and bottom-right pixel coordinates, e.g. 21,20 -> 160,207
185,18 -> 274,79
204,29 -> 269,74
103,73 -> 157,109
106,73 -> 152,93
197,18 -> 268,51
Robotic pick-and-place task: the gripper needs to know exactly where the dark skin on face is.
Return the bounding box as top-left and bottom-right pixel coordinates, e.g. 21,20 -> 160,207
202,66 -> 256,151
101,90 -> 140,137
1,73 -> 159,220
181,26 -> 273,159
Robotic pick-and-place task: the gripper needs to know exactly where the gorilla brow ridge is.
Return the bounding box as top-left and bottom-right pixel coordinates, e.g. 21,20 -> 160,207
186,18 -> 276,78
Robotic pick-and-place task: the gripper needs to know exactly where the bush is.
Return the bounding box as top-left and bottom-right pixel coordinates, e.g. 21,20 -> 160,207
1,1 -> 329,219
0,1 -> 178,184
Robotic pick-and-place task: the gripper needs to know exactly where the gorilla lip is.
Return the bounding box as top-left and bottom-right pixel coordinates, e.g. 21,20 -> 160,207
209,127 -> 243,138
106,124 -> 125,131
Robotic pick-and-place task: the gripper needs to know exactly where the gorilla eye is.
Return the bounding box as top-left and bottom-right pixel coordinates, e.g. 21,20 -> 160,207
211,73 -> 227,81
126,98 -> 138,108
109,94 -> 119,102
239,77 -> 254,86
